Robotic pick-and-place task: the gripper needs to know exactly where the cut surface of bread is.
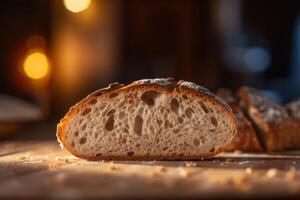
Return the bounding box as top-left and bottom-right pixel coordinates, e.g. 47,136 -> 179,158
57,78 -> 237,160
238,87 -> 300,151
216,89 -> 262,152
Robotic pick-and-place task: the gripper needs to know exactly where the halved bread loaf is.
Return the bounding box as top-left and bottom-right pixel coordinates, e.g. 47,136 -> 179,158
216,89 -> 262,152
57,78 -> 237,160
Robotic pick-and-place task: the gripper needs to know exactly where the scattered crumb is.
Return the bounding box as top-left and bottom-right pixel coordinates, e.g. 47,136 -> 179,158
266,168 -> 277,179
107,161 -> 121,171
16,155 -> 28,160
55,157 -> 73,163
177,167 -> 189,178
245,167 -> 252,175
285,168 -> 296,181
232,176 -> 248,188
185,162 -> 197,168
48,162 -> 63,169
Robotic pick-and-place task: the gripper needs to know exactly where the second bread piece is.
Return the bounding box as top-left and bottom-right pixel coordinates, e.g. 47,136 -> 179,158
238,87 -> 299,151
216,89 -> 262,152
57,78 -> 237,160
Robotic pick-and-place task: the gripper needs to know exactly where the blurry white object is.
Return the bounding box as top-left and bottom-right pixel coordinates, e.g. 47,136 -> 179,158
0,95 -> 42,123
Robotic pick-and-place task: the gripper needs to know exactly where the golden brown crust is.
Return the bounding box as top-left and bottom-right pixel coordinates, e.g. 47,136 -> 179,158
216,89 -> 262,152
237,87 -> 300,151
57,78 -> 237,160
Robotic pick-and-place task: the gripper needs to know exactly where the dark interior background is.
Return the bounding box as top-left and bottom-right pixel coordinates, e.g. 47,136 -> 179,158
0,0 -> 300,120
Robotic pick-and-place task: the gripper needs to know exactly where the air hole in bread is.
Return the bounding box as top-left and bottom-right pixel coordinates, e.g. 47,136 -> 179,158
210,116 -> 218,127
209,148 -> 215,153
157,119 -> 163,126
164,120 -> 170,129
134,115 -> 143,136
94,92 -> 103,97
182,95 -> 188,100
107,109 -> 115,116
185,107 -> 194,118
163,147 -> 168,151
79,137 -> 87,144
170,98 -> 179,113
96,153 -> 102,157
78,118 -> 83,125
199,102 -> 209,113
74,131 -> 79,137
127,151 -> 135,156
178,117 -> 183,123
81,124 -> 87,131
81,108 -> 91,116
193,139 -> 200,146
173,129 -> 180,134
119,111 -> 125,119
88,99 -> 97,105
109,93 -> 119,98
150,126 -> 154,133
121,137 -> 127,144
136,144 -> 141,148
141,90 -> 161,106
177,134 -> 183,137
71,141 -> 75,147
209,129 -> 216,133
105,115 -> 115,131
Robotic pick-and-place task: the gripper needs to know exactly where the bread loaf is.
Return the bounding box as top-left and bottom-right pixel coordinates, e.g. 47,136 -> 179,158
237,87 -> 300,151
216,89 -> 262,152
57,78 -> 237,160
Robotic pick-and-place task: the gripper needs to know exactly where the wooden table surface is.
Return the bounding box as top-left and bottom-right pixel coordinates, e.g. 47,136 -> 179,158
1,124 -> 300,199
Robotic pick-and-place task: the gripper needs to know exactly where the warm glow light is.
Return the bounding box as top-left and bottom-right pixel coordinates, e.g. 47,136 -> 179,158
63,0 -> 91,13
23,52 -> 49,80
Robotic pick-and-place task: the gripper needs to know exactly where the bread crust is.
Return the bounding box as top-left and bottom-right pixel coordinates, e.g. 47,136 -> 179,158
57,78 -> 237,160
216,89 -> 262,152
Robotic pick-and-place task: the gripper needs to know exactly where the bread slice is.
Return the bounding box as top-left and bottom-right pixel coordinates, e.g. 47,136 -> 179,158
57,78 -> 237,160
216,89 -> 262,152
237,87 -> 300,151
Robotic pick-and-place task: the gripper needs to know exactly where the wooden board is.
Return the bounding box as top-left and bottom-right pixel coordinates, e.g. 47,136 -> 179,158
1,140 -> 300,199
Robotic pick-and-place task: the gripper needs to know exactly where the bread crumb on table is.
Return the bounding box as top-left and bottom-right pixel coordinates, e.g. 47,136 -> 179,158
245,167 -> 252,175
48,162 -> 63,169
185,162 -> 197,167
265,168 -> 278,178
177,167 -> 189,178
232,176 -> 248,188
107,161 -> 122,171
285,168 -> 296,181
16,155 -> 28,160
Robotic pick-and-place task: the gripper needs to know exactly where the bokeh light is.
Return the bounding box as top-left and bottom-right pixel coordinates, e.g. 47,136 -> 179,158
23,52 -> 49,80
63,0 -> 91,13
243,47 -> 271,72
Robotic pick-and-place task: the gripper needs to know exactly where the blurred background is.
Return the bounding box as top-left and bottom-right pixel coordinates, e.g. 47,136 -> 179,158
0,0 -> 300,131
